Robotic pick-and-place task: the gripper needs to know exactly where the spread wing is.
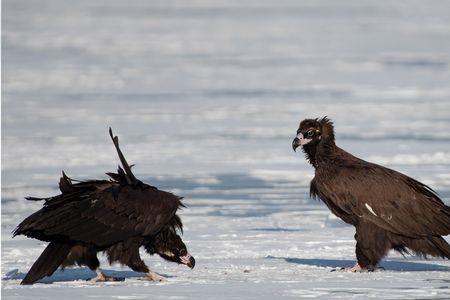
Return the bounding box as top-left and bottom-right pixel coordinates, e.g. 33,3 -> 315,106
15,128 -> 183,247
323,163 -> 450,238
14,179 -> 183,247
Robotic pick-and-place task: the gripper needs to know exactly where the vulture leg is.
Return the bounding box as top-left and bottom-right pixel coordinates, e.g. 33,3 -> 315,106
125,256 -> 166,282
334,262 -> 384,273
143,271 -> 166,282
62,246 -> 124,282
354,220 -> 391,270
107,241 -> 167,282
125,253 -> 166,282
333,263 -> 363,272
62,245 -> 100,271
90,268 -> 124,282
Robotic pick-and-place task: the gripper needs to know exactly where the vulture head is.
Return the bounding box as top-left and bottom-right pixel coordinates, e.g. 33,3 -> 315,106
292,117 -> 335,163
148,227 -> 196,269
292,118 -> 323,151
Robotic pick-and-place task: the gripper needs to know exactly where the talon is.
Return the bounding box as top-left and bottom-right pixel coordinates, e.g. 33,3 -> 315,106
332,263 -> 362,273
331,263 -> 382,273
143,271 -> 166,282
89,275 -> 124,282
89,268 -> 124,282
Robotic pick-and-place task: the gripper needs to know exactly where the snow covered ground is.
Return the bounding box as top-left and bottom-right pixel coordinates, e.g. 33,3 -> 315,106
2,0 -> 450,299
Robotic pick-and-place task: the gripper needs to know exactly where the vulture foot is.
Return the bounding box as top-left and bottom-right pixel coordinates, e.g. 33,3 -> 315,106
143,271 -> 166,282
332,263 -> 382,273
89,269 -> 124,282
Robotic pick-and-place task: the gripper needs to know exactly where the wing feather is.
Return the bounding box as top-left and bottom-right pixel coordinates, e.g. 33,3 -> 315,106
14,181 -> 183,247
322,163 -> 450,238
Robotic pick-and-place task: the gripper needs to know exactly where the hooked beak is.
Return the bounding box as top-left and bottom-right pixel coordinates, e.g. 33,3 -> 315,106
292,133 -> 311,151
180,253 -> 195,269
292,137 -> 300,152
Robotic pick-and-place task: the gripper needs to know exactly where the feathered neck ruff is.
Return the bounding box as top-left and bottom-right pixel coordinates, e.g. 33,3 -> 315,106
302,117 -> 336,167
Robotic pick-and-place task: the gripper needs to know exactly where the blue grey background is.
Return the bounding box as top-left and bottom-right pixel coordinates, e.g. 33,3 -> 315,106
2,1 -> 450,299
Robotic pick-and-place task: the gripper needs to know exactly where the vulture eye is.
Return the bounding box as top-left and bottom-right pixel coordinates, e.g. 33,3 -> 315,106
306,130 -> 314,138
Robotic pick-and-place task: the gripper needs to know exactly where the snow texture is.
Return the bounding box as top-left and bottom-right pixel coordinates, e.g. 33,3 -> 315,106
2,0 -> 450,299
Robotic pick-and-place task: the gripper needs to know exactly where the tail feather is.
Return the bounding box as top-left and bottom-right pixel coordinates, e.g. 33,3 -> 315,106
429,236 -> 450,259
397,235 -> 450,260
108,127 -> 138,185
59,171 -> 73,193
21,242 -> 71,285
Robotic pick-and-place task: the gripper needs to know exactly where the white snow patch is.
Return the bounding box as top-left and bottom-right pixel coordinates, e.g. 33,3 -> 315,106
368,152 -> 450,166
3,1 -> 450,299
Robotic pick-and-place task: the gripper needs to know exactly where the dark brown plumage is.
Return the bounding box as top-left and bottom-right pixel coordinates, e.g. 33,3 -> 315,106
293,117 -> 450,271
14,128 -> 195,284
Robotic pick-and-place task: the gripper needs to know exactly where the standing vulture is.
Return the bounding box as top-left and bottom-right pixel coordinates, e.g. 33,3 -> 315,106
292,117 -> 450,271
14,128 -> 195,284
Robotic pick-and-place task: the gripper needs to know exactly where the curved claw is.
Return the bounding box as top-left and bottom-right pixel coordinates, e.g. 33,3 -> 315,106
89,269 -> 124,282
331,263 -> 382,273
143,271 -> 166,282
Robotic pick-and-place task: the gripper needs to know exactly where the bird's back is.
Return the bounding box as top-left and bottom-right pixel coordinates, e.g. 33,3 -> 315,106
13,179 -> 115,243
313,145 -> 450,237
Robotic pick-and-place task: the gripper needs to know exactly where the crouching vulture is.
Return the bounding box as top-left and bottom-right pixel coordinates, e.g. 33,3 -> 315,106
14,128 -> 195,284
292,117 -> 450,272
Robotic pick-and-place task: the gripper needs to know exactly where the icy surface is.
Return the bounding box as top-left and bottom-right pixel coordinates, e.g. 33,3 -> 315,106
2,0 -> 450,299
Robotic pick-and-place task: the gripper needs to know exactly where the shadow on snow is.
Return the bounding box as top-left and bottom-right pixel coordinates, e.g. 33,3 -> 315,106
266,256 -> 450,272
2,268 -> 172,284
